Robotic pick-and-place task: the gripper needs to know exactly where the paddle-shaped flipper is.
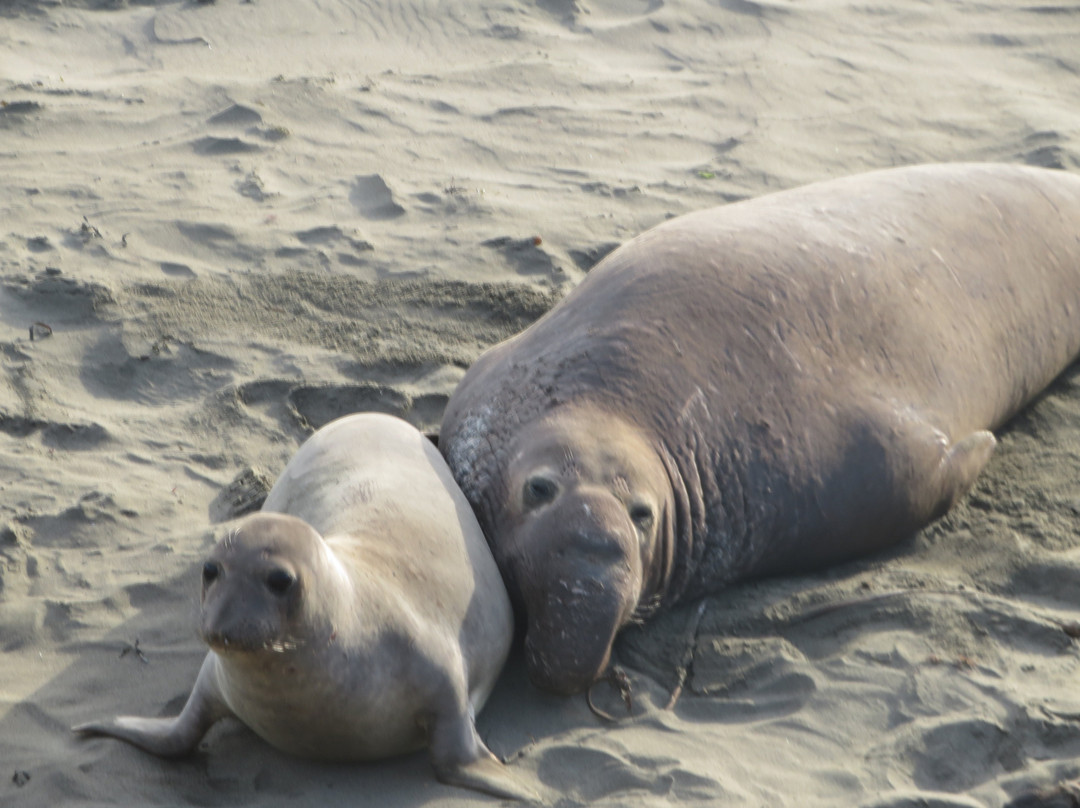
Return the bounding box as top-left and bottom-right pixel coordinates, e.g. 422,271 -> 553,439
73,653 -> 228,758
930,430 -> 996,517
429,703 -> 540,802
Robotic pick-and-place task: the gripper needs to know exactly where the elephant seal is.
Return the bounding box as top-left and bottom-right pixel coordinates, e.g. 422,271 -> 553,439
439,162 -> 1080,696
75,413 -> 531,799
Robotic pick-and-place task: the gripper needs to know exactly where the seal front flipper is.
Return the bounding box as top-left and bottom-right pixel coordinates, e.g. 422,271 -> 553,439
434,748 -> 541,803
855,395 -> 997,525
73,653 -> 229,758
428,707 -> 540,801
927,430 -> 996,518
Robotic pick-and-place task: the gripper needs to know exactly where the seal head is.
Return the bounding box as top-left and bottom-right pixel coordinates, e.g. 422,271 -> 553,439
198,514 -> 325,655
499,405 -> 673,695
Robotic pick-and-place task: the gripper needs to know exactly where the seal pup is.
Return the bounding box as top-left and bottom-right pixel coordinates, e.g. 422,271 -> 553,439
75,412 -> 532,799
439,162 -> 1080,695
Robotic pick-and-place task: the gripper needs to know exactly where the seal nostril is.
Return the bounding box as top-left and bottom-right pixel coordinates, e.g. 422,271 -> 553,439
572,530 -> 625,562
266,569 -> 295,596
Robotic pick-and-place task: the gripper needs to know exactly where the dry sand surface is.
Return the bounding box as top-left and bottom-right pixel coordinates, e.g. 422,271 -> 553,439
3,1 -> 1080,806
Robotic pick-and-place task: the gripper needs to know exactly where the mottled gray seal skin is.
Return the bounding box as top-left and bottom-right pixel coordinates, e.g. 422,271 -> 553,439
75,413 -> 532,799
439,163 -> 1080,696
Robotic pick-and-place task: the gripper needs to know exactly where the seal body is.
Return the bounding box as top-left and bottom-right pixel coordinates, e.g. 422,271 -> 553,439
76,413 -> 529,798
439,163 -> 1080,695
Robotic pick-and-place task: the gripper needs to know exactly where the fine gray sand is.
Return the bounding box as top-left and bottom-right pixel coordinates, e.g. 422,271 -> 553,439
3,1 -> 1080,806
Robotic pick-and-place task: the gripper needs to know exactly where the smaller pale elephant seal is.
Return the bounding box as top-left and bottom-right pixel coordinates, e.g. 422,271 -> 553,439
75,412 -> 531,800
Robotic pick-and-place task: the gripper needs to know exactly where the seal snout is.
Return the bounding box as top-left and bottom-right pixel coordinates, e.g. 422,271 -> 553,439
545,488 -> 636,562
523,596 -> 618,695
512,488 -> 644,694
566,522 -> 626,564
199,602 -> 280,654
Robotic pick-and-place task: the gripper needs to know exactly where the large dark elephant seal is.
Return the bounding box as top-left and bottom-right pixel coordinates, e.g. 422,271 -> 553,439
439,163 -> 1080,696
75,413 -> 532,799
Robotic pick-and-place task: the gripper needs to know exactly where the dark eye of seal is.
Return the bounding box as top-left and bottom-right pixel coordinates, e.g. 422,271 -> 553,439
266,569 -> 295,596
629,503 -> 654,529
523,475 -> 558,508
202,561 -> 220,586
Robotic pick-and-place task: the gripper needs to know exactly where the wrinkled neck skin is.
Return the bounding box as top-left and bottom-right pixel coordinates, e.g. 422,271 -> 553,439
492,404 -> 683,695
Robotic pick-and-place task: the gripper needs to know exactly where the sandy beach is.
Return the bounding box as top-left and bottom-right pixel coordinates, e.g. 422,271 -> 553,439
3,1 -> 1080,805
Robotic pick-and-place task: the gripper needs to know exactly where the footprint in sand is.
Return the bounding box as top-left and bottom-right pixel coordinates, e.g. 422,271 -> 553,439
349,174 -> 405,220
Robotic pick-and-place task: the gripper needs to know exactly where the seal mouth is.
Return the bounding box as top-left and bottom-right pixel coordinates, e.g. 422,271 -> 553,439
200,628 -> 303,655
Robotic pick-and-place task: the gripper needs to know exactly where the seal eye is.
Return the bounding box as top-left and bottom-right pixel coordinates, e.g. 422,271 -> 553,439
523,475 -> 558,509
202,561 -> 220,586
629,503 -> 654,530
266,569 -> 295,596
